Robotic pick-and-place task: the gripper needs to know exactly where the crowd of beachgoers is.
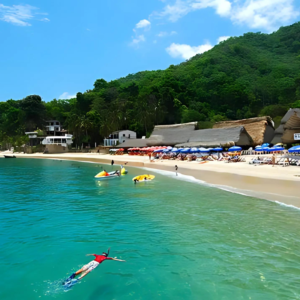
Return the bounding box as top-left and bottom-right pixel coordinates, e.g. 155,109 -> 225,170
108,144 -> 300,166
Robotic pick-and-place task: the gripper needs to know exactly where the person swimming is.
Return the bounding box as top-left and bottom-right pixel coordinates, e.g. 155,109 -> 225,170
63,248 -> 125,284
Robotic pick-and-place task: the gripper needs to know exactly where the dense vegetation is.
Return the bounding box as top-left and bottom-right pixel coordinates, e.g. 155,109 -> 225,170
1,22 -> 300,148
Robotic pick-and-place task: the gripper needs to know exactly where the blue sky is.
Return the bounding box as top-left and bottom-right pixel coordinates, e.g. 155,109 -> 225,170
1,0 -> 300,102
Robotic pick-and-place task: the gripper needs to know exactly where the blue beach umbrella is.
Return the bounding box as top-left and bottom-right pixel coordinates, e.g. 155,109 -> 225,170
190,147 -> 199,153
288,146 -> 300,153
162,148 -> 170,153
181,148 -> 191,153
268,147 -> 284,152
213,147 -> 223,152
256,146 -> 269,152
228,146 -> 242,152
153,149 -> 163,153
262,143 -> 270,147
171,147 -> 179,152
199,148 -> 209,153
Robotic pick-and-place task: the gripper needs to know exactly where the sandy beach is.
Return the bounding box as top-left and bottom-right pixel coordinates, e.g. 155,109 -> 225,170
5,152 -> 299,208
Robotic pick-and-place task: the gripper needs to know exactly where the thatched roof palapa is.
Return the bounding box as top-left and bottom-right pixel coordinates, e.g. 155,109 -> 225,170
146,122 -> 197,146
116,139 -> 148,148
176,126 -> 253,148
213,116 -> 274,146
272,108 -> 300,144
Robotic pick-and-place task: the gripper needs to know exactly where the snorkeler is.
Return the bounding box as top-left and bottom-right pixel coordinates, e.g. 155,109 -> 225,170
63,248 -> 125,284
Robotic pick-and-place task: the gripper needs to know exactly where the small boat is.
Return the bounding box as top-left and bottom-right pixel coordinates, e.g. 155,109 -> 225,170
4,155 -> 16,158
132,174 -> 155,182
94,171 -> 120,181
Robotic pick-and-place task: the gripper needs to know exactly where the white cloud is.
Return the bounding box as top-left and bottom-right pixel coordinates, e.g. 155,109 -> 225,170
131,35 -> 146,45
0,4 -> 49,26
157,0 -> 299,31
166,42 -> 213,59
135,19 -> 151,29
231,0 -> 299,31
59,92 -> 76,100
218,35 -> 230,42
157,31 -> 177,37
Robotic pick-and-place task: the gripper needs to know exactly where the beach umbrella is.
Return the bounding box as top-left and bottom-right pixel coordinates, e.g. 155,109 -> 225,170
190,147 -> 199,153
180,148 -> 191,153
171,147 -> 178,152
262,143 -> 270,147
255,145 -> 262,148
162,148 -> 170,153
275,143 -> 284,146
288,146 -> 300,153
167,146 -> 173,150
255,146 -> 269,152
199,148 -> 209,153
153,149 -> 163,153
228,146 -> 242,152
212,147 -> 223,152
268,147 -> 284,152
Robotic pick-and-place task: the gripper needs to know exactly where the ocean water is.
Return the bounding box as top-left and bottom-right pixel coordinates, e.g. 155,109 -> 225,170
1,158 -> 300,300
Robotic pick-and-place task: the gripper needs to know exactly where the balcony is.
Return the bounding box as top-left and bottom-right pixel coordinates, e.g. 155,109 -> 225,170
104,139 -> 118,146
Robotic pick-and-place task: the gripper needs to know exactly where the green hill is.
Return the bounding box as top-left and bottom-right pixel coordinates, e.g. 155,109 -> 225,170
1,22 -> 300,147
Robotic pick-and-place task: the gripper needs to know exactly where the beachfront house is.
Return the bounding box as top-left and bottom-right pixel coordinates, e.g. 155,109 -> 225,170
146,122 -> 198,146
213,116 -> 275,146
271,108 -> 300,145
104,130 -> 137,146
175,126 -> 253,148
42,134 -> 73,153
25,120 -> 68,147
45,120 -> 68,136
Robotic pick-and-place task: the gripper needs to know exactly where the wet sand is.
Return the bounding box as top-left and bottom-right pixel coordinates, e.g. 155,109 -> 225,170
7,153 -> 300,208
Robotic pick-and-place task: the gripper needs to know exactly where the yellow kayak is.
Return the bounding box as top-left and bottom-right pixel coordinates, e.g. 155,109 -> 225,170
132,174 -> 155,182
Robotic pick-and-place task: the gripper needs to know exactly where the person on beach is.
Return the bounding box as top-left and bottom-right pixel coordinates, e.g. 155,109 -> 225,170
148,153 -> 151,161
63,249 -> 125,284
111,160 -> 114,166
175,165 -> 178,176
272,154 -> 276,167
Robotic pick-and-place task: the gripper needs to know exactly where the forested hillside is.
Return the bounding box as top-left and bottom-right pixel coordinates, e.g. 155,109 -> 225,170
1,22 -> 300,147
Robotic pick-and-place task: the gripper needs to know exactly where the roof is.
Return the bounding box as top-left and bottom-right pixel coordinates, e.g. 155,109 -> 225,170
147,122 -> 197,146
213,116 -> 274,145
272,109 -> 300,144
176,126 -> 253,147
116,139 -> 148,148
111,130 -> 136,134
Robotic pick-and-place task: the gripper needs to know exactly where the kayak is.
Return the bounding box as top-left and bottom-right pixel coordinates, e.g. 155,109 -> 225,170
132,174 -> 155,182
95,171 -> 120,180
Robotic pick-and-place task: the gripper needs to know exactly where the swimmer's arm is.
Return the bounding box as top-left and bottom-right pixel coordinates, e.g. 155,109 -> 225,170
86,254 -> 96,257
109,257 -> 125,262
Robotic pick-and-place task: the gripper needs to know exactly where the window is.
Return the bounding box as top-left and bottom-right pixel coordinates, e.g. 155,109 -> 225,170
128,134 -> 130,138
51,122 -> 54,126
62,139 -> 66,143
123,140 -> 125,143
56,122 -> 59,125
123,134 -> 125,137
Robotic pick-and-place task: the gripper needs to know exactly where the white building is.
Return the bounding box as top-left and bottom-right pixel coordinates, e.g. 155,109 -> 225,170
104,130 -> 137,146
42,134 -> 73,147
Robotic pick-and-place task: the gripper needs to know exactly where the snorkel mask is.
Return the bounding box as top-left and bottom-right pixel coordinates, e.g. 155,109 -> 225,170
102,247 -> 110,257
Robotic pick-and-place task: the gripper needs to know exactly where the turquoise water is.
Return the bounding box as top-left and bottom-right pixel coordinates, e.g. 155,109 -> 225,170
1,158 -> 300,300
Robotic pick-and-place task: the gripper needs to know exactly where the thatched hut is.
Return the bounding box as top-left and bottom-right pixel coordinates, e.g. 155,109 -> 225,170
272,108 -> 300,144
146,122 -> 197,146
176,126 -> 252,148
116,139 -> 148,148
213,116 -> 274,146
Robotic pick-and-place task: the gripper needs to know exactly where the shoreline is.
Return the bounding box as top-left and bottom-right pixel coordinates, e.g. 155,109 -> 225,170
5,152 -> 300,208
